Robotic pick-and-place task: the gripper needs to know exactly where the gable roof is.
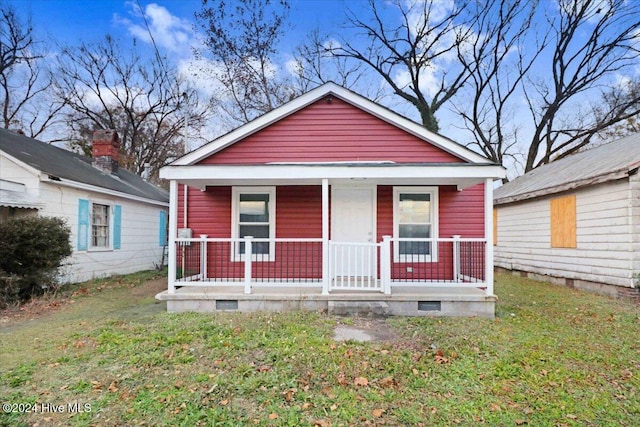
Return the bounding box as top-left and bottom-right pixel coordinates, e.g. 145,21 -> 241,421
0,128 -> 169,204
494,133 -> 640,205
172,82 -> 493,166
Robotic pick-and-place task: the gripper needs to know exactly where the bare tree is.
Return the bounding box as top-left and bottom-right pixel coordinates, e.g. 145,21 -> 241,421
54,35 -> 209,183
453,0 -> 546,178
0,3 -> 64,139
290,29 -> 379,96
325,0 -> 487,132
520,0 -> 640,171
195,0 -> 297,125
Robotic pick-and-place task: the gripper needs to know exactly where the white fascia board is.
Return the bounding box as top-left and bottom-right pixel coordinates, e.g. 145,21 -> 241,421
41,176 -> 169,207
172,82 -> 492,166
161,164 -> 506,181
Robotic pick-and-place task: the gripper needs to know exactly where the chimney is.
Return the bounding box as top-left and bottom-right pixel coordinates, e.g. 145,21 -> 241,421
92,129 -> 120,175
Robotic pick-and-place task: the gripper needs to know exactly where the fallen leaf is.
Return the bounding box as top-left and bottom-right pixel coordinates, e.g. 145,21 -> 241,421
108,381 -> 119,392
354,377 -> 369,387
434,354 -> 449,364
268,413 -> 278,420
379,376 -> 396,388
566,414 -> 577,420
219,399 -> 229,406
372,408 -> 385,417
330,403 -> 338,411
515,420 -> 527,425
337,372 -> 348,386
313,419 -> 331,427
257,365 -> 272,372
283,388 -> 296,402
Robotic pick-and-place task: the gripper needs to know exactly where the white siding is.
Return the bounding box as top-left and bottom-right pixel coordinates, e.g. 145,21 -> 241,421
0,152 -> 40,196
495,179 -> 635,288
1,153 -> 168,283
38,182 -> 167,283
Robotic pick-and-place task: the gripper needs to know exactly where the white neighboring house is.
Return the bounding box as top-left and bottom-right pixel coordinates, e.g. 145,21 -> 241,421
494,133 -> 640,298
0,128 -> 170,283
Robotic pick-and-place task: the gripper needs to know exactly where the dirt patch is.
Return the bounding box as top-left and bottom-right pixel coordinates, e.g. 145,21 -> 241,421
0,276 -> 167,328
333,317 -> 399,342
130,277 -> 167,297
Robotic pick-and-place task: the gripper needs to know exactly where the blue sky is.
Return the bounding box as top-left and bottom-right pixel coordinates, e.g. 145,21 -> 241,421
13,0 -> 348,53
7,0 -> 640,177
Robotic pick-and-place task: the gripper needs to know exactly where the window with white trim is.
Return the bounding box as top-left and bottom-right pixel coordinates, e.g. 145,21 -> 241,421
393,187 -> 438,261
91,203 -> 110,248
231,187 -> 276,260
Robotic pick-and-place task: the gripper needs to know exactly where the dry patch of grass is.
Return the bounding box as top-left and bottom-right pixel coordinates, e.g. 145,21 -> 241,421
1,273 -> 639,426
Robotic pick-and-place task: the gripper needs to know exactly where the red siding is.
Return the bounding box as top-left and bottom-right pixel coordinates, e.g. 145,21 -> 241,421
376,185 -> 485,280
376,185 -> 485,239
439,184 -> 485,238
198,97 -> 464,165
179,184 -> 484,280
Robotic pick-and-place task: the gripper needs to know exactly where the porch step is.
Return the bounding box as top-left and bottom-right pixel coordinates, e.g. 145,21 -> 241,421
328,301 -> 389,318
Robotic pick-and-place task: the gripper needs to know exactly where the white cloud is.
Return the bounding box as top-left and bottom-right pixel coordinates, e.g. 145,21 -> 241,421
393,66 -> 440,98
114,2 -> 194,55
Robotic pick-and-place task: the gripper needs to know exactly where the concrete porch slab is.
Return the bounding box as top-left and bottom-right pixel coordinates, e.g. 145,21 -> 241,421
156,285 -> 496,318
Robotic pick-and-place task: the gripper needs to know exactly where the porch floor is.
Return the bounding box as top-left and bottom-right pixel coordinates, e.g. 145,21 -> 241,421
156,285 -> 496,318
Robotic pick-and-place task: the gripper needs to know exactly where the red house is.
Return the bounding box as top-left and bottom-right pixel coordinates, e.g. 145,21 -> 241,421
157,83 -> 505,317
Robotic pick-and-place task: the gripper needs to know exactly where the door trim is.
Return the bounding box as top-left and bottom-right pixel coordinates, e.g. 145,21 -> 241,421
330,185 -> 377,243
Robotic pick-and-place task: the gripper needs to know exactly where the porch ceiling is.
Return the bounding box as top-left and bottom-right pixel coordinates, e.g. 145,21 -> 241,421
160,163 -> 505,190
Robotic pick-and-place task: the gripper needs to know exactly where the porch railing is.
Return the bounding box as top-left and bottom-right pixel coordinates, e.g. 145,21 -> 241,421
171,236 -> 488,295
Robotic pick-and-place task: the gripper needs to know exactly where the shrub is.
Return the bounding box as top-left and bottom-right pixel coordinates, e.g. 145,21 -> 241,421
0,216 -> 72,307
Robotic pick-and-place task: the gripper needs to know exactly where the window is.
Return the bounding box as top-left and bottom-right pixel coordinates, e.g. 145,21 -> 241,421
550,195 -> 576,248
77,199 -> 121,251
393,187 -> 438,261
92,203 -> 110,247
231,187 -> 276,260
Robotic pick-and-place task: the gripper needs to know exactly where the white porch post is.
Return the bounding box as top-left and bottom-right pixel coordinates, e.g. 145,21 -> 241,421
381,236 -> 392,295
321,179 -> 330,295
199,235 -> 208,280
452,235 -> 461,282
167,180 -> 178,294
484,178 -> 495,295
244,237 -> 253,294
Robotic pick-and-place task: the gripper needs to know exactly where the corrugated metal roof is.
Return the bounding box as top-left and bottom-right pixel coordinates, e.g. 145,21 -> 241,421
494,133 -> 640,205
0,128 -> 169,204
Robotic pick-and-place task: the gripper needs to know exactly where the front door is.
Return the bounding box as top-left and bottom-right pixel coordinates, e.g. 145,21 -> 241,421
331,186 -> 377,285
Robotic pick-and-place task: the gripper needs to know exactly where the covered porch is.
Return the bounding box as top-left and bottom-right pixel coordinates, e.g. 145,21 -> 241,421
157,163 -> 503,317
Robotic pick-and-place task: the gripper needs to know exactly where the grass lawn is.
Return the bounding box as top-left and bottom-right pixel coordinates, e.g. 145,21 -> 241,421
1,272 -> 638,426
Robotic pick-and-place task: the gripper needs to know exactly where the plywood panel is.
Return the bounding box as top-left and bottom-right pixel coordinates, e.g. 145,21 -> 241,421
550,195 -> 576,248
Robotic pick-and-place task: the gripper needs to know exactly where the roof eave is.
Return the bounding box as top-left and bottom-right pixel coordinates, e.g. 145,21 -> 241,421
494,167 -> 633,205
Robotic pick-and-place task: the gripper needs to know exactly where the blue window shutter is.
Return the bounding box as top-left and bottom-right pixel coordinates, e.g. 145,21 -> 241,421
113,205 -> 122,249
159,210 -> 167,246
77,199 -> 89,251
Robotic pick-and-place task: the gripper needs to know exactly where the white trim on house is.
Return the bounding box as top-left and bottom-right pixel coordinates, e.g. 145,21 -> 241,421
171,83 -> 493,167
160,164 -> 505,189
41,175 -> 169,208
393,186 -> 439,263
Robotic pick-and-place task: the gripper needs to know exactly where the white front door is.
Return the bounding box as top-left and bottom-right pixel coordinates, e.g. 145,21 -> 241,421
331,187 -> 377,283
